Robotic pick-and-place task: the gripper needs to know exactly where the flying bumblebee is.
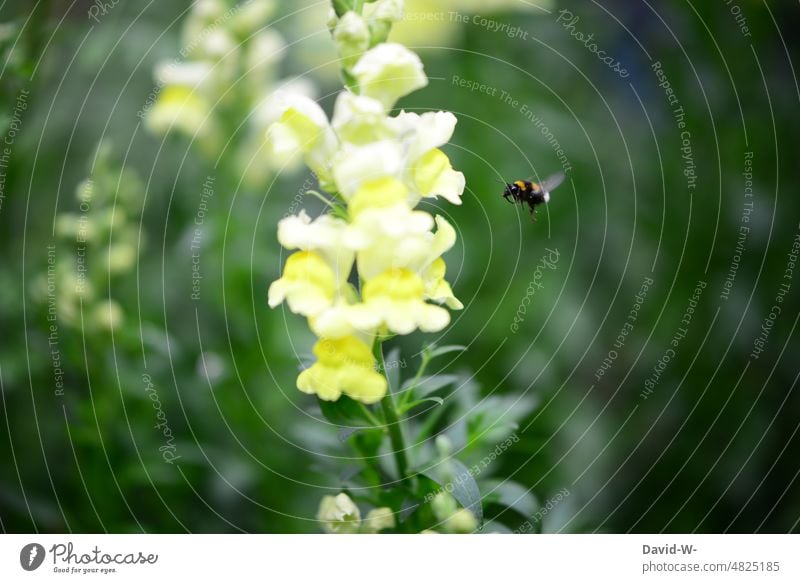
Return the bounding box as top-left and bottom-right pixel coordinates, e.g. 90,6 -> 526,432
501,171 -> 565,221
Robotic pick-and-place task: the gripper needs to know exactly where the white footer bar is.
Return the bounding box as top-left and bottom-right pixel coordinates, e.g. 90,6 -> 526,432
1,534 -> 797,582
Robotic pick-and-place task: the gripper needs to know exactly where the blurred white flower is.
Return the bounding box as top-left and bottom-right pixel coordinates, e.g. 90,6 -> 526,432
364,507 -> 396,533
317,493 -> 362,533
230,0 -> 276,37
365,0 -> 405,23
446,508 -> 478,533
93,299 -> 123,331
351,43 -> 428,110
267,92 -> 338,184
147,0 -> 304,186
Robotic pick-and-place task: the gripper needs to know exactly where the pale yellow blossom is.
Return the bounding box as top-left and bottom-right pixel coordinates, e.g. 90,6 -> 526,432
297,336 -> 387,403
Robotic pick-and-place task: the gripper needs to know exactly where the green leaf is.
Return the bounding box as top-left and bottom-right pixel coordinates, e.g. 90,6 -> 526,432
398,497 -> 421,523
419,458 -> 483,524
398,396 -> 444,414
427,344 -> 467,359
338,426 -> 368,441
459,395 -> 538,451
317,395 -> 371,426
402,374 -> 460,397
480,479 -> 538,518
352,427 -> 386,458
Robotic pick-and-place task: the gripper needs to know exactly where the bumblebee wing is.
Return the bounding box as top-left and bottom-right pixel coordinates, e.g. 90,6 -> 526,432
540,171 -> 566,193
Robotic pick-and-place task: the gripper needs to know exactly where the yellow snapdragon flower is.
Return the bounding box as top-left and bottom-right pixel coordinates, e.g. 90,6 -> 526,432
361,268 -> 450,335
297,337 -> 387,403
268,251 -> 338,317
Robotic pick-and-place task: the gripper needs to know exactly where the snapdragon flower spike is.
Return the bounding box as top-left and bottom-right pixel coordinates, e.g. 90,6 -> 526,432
266,30 -> 466,402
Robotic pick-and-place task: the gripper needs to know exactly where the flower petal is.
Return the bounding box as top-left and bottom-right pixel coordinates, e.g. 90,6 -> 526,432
297,337 -> 387,404
411,148 -> 465,205
351,43 -> 428,110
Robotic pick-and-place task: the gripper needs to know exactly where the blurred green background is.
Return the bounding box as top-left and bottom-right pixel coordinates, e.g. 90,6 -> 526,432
1,0 -> 799,533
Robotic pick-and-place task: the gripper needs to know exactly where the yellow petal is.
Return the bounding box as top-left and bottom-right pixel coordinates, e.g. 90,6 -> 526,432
297,337 -> 387,404
412,149 -> 465,205
268,251 -> 337,316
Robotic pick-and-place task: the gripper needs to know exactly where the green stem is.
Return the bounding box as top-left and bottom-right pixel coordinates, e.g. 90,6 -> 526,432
357,403 -> 382,427
373,339 -> 408,480
398,349 -> 431,408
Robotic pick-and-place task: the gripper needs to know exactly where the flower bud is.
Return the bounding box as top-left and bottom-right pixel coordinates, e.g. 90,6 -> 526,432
94,300 -> 123,331
230,0 -> 275,38
370,0 -> 405,22
106,244 -> 136,274
446,508 -> 478,533
435,434 -> 453,458
431,491 -> 458,522
317,493 -> 361,534
333,11 -> 370,70
363,507 -> 396,533
364,0 -> 404,43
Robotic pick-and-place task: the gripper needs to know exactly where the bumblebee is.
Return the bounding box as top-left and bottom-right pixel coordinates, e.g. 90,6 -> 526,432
501,171 -> 565,220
